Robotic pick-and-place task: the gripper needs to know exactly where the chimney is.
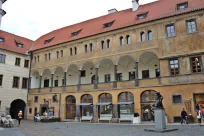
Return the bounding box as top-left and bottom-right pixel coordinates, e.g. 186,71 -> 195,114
108,8 -> 118,14
132,0 -> 139,12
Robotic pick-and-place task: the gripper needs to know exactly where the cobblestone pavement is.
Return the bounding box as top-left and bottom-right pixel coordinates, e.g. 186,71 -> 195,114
0,120 -> 204,136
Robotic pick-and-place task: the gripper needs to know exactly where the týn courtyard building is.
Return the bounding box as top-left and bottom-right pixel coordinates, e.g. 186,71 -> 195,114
27,0 -> 204,123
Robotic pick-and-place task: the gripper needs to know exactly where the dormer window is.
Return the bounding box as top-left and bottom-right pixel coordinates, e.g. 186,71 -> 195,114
137,12 -> 148,20
0,38 -> 4,43
15,41 -> 23,48
71,29 -> 82,37
177,2 -> 188,10
44,37 -> 54,44
103,20 -> 115,28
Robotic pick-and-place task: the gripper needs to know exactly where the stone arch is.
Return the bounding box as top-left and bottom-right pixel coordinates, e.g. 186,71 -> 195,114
42,68 -> 52,88
31,70 -> 41,89
10,99 -> 26,119
138,51 -> 160,79
80,62 -> 95,84
67,64 -> 79,86
53,66 -> 64,87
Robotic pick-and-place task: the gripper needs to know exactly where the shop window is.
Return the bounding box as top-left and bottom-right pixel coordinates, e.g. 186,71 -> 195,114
0,75 -> 3,86
172,95 -> 182,104
24,60 -> 29,68
166,24 -> 176,37
34,96 -> 38,103
129,71 -> 135,80
44,79 -> 49,87
117,73 -> 122,81
54,80 -> 58,87
174,116 -> 181,123
0,54 -> 5,63
81,70 -> 86,77
191,56 -> 202,73
13,76 -> 20,88
186,19 -> 197,33
142,70 -> 149,79
29,108 -> 32,114
15,58 -> 21,66
22,78 -> 28,89
105,74 -> 111,82
169,58 -> 179,76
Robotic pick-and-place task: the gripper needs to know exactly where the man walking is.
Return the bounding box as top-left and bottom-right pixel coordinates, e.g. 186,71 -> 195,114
181,108 -> 188,124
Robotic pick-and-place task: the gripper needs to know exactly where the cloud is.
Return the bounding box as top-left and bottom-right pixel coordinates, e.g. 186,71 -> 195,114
1,0 -> 157,40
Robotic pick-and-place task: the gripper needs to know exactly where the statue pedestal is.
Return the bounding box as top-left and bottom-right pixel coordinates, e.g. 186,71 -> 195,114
144,109 -> 178,133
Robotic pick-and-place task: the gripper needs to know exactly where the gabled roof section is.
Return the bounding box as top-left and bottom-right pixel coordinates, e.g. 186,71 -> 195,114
0,30 -> 33,55
30,0 -> 204,51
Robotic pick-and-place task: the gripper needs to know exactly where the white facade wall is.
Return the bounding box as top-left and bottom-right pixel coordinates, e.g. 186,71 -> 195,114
0,50 -> 30,112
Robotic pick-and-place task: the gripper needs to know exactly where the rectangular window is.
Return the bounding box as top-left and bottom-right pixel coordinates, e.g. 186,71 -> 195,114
186,19 -> 197,33
70,48 -> 73,56
166,24 -> 175,37
62,79 -> 64,86
81,70 -> 86,77
34,107 -> 38,115
22,78 -> 28,89
191,56 -> 202,73
155,69 -> 160,77
29,108 -> 32,114
129,71 -> 135,80
105,74 -> 111,82
44,79 -> 49,87
15,58 -> 21,66
34,96 -> 38,103
177,2 -> 188,10
13,76 -> 20,88
169,59 -> 179,76
117,73 -> 122,81
172,95 -> 182,104
37,56 -> 39,62
54,80 -> 58,87
142,70 -> 149,79
0,54 -> 6,63
0,75 -> 3,86
24,60 -> 29,68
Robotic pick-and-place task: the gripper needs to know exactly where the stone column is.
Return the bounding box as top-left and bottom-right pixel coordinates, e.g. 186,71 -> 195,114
77,70 -> 81,91
94,68 -> 98,89
135,62 -> 139,86
38,76 -> 42,93
93,105 -> 98,123
50,74 -> 54,92
113,65 -> 117,88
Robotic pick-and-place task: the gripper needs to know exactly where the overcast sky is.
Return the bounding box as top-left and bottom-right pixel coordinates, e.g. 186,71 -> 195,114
1,0 -> 156,40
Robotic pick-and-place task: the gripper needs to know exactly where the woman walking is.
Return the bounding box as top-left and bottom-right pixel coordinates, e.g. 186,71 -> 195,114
18,111 -> 23,126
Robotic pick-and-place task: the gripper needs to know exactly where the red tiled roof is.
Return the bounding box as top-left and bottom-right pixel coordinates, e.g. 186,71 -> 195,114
0,30 -> 33,55
29,0 -> 204,51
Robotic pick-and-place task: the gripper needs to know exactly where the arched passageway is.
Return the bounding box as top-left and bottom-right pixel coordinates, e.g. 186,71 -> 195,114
140,90 -> 157,121
98,93 -> 112,118
66,95 -> 76,119
10,99 -> 26,119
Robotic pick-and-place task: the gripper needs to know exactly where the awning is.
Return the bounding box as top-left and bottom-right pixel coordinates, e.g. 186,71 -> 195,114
96,102 -> 112,106
117,102 -> 134,105
78,103 -> 92,106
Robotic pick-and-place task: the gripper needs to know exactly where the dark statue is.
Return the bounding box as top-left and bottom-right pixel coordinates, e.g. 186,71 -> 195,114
155,92 -> 164,109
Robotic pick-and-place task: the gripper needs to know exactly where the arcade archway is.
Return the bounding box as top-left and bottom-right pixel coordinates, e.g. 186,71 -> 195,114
10,99 -> 26,119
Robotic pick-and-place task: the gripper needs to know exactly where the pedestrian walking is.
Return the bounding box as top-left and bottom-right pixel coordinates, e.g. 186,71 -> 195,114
18,111 -> 23,126
181,108 -> 188,124
197,109 -> 201,125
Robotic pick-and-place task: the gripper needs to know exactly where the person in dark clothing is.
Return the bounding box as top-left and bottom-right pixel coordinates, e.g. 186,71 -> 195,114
181,108 -> 188,124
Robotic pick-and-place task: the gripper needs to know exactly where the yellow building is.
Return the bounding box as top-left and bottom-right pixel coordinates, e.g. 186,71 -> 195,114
27,0 -> 204,123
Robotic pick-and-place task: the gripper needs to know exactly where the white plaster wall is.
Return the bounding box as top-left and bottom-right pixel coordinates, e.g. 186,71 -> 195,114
41,70 -> 51,87
67,67 -> 78,85
98,65 -> 114,82
0,50 -> 30,111
53,71 -> 64,87
118,62 -> 135,81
